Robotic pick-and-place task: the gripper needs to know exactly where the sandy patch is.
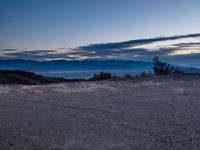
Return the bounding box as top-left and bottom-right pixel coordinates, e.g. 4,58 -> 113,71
19,86 -> 44,94
50,83 -> 116,93
174,87 -> 185,95
0,86 -> 10,94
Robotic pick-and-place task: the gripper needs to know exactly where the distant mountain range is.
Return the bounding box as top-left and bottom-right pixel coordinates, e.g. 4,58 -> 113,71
0,59 -> 200,78
0,59 -> 152,71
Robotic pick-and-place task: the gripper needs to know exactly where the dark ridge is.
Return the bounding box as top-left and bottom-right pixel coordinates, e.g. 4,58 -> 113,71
0,70 -> 84,85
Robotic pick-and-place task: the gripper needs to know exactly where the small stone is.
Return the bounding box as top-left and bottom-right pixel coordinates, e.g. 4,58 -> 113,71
8,143 -> 13,146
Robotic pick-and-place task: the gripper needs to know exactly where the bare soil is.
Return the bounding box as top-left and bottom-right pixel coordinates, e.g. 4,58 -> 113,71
0,75 -> 200,150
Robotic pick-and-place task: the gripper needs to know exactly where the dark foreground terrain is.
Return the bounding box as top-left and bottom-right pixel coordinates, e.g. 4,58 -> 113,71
0,70 -> 85,85
0,70 -> 68,84
0,75 -> 200,150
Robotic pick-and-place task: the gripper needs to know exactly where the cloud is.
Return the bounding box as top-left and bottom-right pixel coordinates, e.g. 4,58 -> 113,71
78,33 -> 200,51
0,49 -> 18,52
73,33 -> 200,65
1,33 -> 200,65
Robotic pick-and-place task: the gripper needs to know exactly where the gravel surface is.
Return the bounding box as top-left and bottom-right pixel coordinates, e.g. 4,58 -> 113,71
0,75 -> 200,150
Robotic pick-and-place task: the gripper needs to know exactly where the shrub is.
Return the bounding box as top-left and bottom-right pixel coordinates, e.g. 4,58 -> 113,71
89,72 -> 116,81
124,73 -> 133,79
152,56 -> 184,75
140,71 -> 148,76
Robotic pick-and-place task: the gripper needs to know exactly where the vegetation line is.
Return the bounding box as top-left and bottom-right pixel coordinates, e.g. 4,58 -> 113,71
0,57 -> 185,84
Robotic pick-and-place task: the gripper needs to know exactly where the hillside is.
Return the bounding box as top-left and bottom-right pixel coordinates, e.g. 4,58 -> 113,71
0,70 -> 69,84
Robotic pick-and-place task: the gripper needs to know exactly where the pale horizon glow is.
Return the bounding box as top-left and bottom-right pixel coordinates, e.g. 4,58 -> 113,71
169,48 -> 200,56
132,37 -> 200,51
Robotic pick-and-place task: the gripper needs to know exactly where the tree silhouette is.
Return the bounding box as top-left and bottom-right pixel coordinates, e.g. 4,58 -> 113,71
153,56 -> 184,75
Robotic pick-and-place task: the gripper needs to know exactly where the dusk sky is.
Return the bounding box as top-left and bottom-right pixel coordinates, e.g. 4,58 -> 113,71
0,0 -> 200,65
1,0 -> 200,49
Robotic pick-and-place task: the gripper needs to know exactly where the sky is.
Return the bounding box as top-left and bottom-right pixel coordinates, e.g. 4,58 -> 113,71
1,0 -> 200,49
0,0 -> 200,65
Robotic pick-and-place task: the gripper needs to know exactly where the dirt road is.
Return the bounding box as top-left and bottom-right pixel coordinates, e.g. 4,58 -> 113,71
0,75 -> 200,150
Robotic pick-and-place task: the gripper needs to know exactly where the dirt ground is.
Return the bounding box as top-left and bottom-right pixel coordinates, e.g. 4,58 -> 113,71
0,75 -> 200,150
